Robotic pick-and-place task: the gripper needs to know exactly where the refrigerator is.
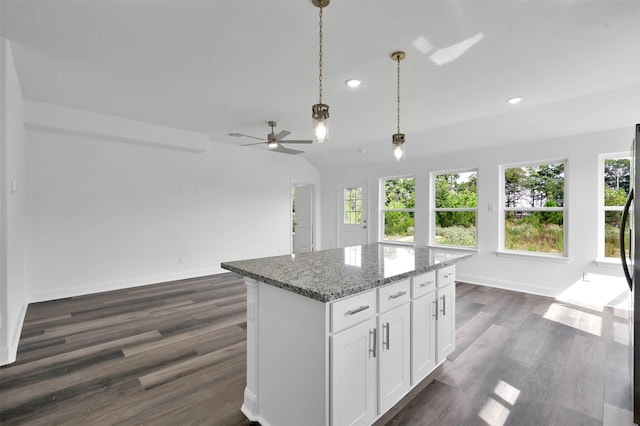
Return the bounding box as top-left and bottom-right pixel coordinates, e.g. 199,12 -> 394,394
621,123 -> 640,424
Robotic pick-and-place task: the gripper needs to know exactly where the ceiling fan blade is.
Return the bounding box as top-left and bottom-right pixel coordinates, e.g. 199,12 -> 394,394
273,145 -> 305,155
275,130 -> 292,140
279,140 -> 313,144
230,133 -> 265,141
241,142 -> 267,146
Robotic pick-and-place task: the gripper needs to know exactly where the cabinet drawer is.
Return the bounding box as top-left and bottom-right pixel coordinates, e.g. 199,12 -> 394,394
378,279 -> 410,313
437,266 -> 456,288
331,290 -> 376,333
411,271 -> 436,299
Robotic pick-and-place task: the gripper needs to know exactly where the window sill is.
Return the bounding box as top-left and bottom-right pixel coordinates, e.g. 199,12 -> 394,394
495,250 -> 571,264
379,240 -> 415,247
594,257 -> 624,269
428,245 -> 478,255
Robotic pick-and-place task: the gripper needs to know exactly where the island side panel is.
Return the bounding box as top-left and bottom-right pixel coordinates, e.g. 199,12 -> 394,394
241,278 -> 259,420
258,281 -> 330,426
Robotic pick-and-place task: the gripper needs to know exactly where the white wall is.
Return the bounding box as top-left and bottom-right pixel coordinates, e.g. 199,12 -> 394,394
0,38 -> 28,365
25,103 -> 321,302
321,128 -> 631,298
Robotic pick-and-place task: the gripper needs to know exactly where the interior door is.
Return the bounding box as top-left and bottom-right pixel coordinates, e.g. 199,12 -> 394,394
338,182 -> 369,247
293,184 -> 314,254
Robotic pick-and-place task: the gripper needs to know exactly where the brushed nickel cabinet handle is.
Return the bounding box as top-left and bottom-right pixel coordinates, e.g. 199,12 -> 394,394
345,305 -> 369,316
433,299 -> 438,320
441,295 -> 446,316
420,281 -> 434,287
389,291 -> 407,299
369,329 -> 377,358
385,322 -> 390,350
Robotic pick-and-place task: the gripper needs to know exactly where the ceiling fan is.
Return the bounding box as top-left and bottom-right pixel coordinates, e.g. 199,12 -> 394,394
229,121 -> 312,155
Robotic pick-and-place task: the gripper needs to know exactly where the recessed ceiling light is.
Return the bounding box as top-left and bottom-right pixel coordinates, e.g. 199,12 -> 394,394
507,97 -> 522,104
345,79 -> 362,88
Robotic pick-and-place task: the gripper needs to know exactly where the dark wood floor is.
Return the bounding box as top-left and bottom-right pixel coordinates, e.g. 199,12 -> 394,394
0,273 -> 634,425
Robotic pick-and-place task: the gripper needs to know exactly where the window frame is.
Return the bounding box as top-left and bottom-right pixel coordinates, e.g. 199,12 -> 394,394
598,152 -> 631,262
499,159 -> 568,259
379,175 -> 416,245
343,186 -> 363,226
430,168 -> 479,249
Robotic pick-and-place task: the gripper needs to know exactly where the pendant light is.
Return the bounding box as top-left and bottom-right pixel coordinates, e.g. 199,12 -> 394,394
391,51 -> 406,161
312,0 -> 329,143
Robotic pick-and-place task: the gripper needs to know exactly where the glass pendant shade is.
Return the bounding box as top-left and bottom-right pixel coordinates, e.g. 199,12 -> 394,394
312,103 -> 330,143
392,133 -> 405,161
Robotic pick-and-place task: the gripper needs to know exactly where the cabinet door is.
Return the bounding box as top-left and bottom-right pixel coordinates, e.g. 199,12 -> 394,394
378,303 -> 411,414
411,292 -> 436,385
331,317 -> 377,426
436,283 -> 456,363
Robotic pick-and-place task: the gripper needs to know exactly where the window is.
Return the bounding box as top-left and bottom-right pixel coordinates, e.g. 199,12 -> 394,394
344,187 -> 362,225
602,155 -> 631,259
381,177 -> 415,243
433,170 -> 477,248
502,162 -> 565,255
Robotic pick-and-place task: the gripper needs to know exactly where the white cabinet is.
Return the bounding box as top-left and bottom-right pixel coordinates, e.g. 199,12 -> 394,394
411,290 -> 436,385
410,267 -> 456,384
332,280 -> 411,423
331,317 -> 377,426
378,303 -> 411,414
241,265 -> 457,426
436,282 -> 456,362
436,266 -> 456,363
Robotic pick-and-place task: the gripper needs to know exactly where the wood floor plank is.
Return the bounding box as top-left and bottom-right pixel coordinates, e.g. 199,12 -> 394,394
1,276 -> 634,425
555,334 -> 606,420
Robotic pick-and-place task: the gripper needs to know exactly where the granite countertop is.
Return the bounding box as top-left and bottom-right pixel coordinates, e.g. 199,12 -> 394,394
221,243 -> 472,302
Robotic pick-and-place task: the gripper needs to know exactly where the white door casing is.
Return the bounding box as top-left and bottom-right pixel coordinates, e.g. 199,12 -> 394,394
293,184 -> 314,254
338,181 -> 369,248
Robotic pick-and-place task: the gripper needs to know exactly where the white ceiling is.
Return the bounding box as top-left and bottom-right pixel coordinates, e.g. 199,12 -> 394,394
1,0 -> 639,169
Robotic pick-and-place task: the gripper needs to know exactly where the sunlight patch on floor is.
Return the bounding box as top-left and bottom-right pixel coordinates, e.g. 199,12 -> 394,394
543,303 -> 603,336
478,380 -> 520,426
555,273 -> 630,311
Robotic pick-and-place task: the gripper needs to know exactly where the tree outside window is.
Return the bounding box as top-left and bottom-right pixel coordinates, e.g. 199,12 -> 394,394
434,171 -> 477,247
382,177 -> 415,243
603,157 -> 631,258
503,162 -> 565,254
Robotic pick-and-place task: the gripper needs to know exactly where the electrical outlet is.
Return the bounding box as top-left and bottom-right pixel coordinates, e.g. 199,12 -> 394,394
178,256 -> 185,264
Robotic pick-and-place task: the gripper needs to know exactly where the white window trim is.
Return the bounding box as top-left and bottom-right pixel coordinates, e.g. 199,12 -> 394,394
499,159 -> 568,258
598,152 -> 631,261
430,168 -> 478,249
379,175 -> 416,245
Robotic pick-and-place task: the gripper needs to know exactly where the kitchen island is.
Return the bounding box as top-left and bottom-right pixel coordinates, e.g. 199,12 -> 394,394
221,243 -> 471,426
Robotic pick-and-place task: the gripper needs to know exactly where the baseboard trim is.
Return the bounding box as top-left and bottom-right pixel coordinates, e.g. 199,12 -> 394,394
28,267 -> 225,304
455,273 -> 560,299
0,300 -> 28,366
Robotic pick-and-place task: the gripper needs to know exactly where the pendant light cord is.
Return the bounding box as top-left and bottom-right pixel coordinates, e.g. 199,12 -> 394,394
318,5 -> 324,104
396,56 -> 401,134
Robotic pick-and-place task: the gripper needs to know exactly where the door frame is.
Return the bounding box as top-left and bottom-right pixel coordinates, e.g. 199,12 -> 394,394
291,182 -> 316,254
337,179 -> 369,248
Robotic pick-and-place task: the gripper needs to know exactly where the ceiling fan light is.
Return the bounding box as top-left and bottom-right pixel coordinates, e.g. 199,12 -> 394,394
392,133 -> 405,161
267,140 -> 278,149
312,103 -> 330,143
